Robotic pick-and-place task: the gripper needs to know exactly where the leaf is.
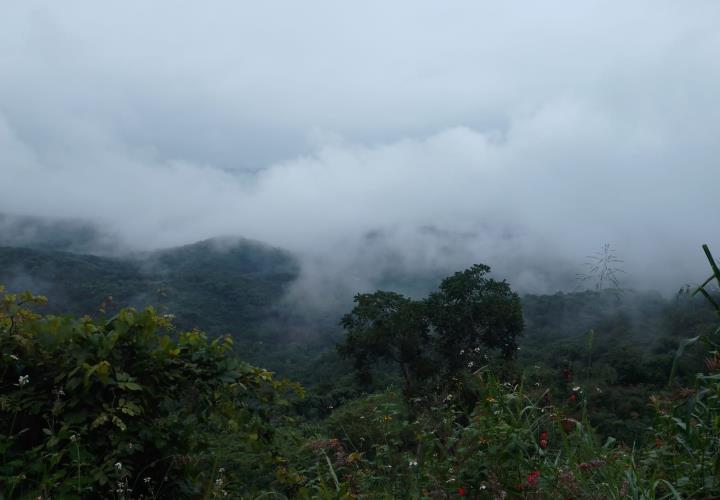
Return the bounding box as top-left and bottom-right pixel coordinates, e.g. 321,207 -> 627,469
118,381 -> 142,391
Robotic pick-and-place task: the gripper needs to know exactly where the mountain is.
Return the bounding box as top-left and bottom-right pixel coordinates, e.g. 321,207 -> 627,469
0,237 -> 299,339
0,213 -> 120,254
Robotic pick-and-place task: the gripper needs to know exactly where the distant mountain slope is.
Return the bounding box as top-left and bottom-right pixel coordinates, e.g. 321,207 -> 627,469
0,213 -> 120,254
0,238 -> 299,337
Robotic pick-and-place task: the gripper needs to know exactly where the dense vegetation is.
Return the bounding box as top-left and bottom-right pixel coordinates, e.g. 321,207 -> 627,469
0,238 -> 298,339
2,229 -> 720,497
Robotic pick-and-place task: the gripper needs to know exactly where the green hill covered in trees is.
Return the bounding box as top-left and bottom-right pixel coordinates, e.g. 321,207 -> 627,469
2,219 -> 720,497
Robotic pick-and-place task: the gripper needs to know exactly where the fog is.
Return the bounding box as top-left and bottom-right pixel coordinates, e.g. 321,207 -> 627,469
1,1 -> 719,303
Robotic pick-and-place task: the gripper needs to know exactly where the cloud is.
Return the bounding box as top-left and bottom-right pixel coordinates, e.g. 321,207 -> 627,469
0,1 -> 719,305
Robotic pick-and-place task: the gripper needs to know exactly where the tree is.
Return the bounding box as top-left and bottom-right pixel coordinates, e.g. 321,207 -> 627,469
338,291 -> 431,395
427,264 -> 524,371
337,265 -> 524,397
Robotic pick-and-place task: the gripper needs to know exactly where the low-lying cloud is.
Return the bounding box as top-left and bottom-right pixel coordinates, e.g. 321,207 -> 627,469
1,1 -> 719,305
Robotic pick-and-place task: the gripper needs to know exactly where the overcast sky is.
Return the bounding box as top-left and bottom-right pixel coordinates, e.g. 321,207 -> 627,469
1,1 -> 719,297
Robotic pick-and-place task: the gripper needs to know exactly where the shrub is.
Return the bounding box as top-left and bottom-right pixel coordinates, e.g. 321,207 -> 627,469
0,287 -> 293,498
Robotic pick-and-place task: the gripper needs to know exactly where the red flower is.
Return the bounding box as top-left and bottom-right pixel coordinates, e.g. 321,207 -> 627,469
569,393 -> 577,402
527,470 -> 540,487
539,430 -> 549,449
457,487 -> 466,496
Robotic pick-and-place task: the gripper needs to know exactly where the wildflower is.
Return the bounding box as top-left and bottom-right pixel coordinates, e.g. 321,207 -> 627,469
569,393 -> 577,402
572,386 -> 580,392
467,361 -> 474,368
409,459 -> 418,467
457,486 -> 466,496
70,434 -> 79,443
114,462 -> 122,471
215,478 -> 223,486
527,470 -> 540,487
10,354 -> 19,361
144,477 -> 152,484
218,467 -> 225,474
459,349 -> 465,355
539,431 -> 548,449
383,415 -> 392,421
17,375 -> 29,387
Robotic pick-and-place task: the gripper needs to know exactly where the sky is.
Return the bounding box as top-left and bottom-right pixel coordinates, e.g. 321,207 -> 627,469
1,1 -> 719,299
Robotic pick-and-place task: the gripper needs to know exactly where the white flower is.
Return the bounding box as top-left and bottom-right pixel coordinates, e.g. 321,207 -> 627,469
10,354 -> 19,361
215,478 -> 223,486
572,386 -> 580,392
409,460 -> 418,467
70,434 -> 79,443
18,375 -> 29,386
218,467 -> 225,474
144,477 -> 152,484
114,462 -> 122,471
459,349 -> 465,355
467,361 -> 474,368
480,484 -> 487,490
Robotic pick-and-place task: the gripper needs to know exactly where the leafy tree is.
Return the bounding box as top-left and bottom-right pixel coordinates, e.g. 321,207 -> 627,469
338,291 -> 431,395
338,265 -> 524,397
427,264 -> 524,371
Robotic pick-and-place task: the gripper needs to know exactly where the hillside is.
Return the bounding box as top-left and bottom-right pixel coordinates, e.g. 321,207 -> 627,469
0,238 -> 299,339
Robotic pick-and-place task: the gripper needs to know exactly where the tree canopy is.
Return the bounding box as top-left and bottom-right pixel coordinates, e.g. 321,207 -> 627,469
338,264 -> 524,396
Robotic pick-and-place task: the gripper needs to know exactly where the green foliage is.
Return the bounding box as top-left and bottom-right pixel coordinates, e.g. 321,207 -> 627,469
339,292 -> 431,395
0,237 -> 298,339
338,265 -> 523,398
4,236 -> 720,498
428,264 -> 524,363
0,286 -> 296,498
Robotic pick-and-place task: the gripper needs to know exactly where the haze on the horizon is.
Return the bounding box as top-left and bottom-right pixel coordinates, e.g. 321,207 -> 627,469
1,1 -> 719,299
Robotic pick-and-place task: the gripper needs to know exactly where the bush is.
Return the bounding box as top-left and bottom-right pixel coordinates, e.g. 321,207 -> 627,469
0,287 -> 293,498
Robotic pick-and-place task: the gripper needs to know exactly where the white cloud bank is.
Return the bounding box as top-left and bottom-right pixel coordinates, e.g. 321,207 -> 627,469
1,1 -> 719,298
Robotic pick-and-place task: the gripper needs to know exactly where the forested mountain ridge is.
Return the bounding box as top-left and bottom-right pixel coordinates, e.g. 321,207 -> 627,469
0,237 -> 298,338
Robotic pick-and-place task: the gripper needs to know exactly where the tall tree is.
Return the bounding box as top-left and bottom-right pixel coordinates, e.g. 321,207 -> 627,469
338,265 -> 524,397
